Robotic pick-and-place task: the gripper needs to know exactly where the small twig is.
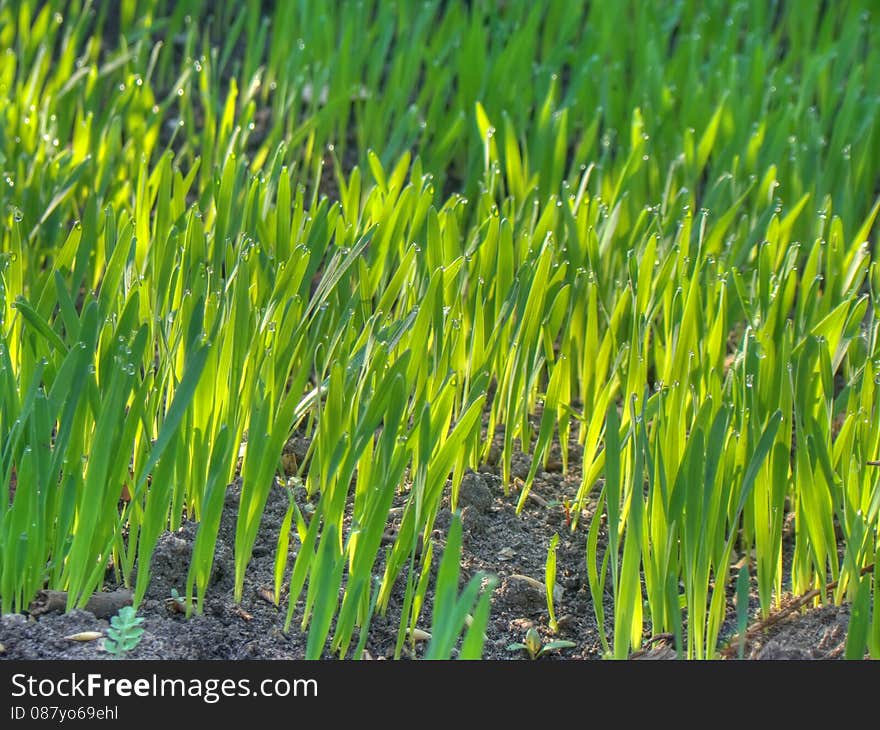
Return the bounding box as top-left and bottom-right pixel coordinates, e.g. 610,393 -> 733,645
29,589 -> 133,620
646,632 -> 674,645
526,491 -> 549,507
507,574 -> 545,592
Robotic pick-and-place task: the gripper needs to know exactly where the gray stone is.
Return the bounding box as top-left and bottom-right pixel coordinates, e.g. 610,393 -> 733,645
458,471 -> 493,513
460,505 -> 485,535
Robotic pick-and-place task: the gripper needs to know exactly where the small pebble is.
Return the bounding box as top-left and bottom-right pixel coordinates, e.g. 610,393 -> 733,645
495,575 -> 545,612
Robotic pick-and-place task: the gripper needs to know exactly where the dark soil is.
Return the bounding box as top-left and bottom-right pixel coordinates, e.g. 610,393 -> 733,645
0,422 -> 853,661
745,604 -> 851,660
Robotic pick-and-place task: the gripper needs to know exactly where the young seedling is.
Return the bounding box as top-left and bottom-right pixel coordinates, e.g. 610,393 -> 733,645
104,607 -> 145,657
165,588 -> 186,614
507,627 -> 576,660
545,533 -> 560,633
734,566 -> 751,659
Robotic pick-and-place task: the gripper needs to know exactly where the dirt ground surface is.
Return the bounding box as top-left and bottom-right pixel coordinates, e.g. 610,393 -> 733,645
0,422 -> 853,661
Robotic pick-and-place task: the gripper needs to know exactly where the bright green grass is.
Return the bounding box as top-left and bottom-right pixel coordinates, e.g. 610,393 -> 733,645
1,0 -> 878,659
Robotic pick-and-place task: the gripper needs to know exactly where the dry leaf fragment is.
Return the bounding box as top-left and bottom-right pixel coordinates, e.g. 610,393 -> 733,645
407,628 -> 432,642
281,452 -> 298,475
164,598 -> 185,614
235,607 -> 254,622
64,631 -> 103,642
257,587 -> 276,605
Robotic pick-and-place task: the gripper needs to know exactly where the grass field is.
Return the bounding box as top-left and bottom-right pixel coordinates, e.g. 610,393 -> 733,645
1,0 -> 879,659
